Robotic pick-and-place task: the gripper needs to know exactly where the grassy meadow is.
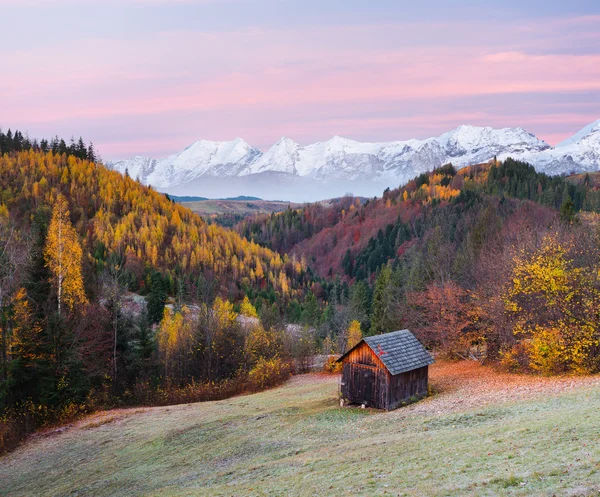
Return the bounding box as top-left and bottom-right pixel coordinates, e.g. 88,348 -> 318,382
1,362 -> 599,497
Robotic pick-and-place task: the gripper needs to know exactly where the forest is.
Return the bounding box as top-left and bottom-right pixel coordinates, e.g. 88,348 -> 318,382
235,160 -> 600,374
2,127 -> 600,453
0,130 -> 313,452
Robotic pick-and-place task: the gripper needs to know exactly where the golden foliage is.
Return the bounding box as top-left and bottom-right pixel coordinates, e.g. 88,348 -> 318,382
157,306 -> 195,381
0,150 -> 300,300
346,320 -> 362,350
44,194 -> 88,314
240,295 -> 258,318
245,325 -> 283,366
503,234 -> 600,373
248,357 -> 290,389
213,297 -> 237,330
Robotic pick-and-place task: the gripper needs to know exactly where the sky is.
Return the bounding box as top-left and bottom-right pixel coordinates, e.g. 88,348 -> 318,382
1,0 -> 599,160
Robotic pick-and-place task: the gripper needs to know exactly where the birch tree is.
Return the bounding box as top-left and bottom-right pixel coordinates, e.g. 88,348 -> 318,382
44,194 -> 87,315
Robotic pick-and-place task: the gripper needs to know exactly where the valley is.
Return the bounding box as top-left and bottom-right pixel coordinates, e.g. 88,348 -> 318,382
181,198 -> 299,222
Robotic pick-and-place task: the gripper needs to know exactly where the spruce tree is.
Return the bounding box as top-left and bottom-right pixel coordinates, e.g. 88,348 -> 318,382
370,264 -> 392,335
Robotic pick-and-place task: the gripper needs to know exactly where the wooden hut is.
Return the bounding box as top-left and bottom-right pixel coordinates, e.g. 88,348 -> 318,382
337,329 -> 434,410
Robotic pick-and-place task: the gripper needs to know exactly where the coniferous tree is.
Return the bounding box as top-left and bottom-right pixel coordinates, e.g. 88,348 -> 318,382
301,291 -> 320,327
147,272 -> 167,325
370,264 -> 393,335
349,280 -> 371,332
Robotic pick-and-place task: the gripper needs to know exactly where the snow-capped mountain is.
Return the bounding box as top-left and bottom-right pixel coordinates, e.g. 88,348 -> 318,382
107,122 -> 600,202
109,138 -> 260,187
529,119 -> 600,176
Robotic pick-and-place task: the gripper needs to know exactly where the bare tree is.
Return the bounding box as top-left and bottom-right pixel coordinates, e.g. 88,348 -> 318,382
101,253 -> 129,385
0,214 -> 31,382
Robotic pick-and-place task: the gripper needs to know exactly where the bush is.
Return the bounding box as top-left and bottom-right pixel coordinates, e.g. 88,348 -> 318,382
130,378 -> 247,406
499,343 -> 530,372
323,355 -> 342,374
1,400 -> 92,455
2,366 -> 295,454
248,357 -> 291,390
526,327 -> 566,375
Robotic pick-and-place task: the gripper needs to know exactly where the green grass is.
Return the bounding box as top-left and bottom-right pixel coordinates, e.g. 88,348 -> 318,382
1,375 -> 600,497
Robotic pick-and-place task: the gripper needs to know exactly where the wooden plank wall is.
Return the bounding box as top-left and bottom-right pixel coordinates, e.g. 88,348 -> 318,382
341,342 -> 388,409
341,362 -> 388,409
342,342 -> 386,369
387,366 -> 429,410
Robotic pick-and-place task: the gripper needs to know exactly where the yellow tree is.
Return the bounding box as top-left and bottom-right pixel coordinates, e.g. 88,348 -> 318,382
44,194 -> 88,315
157,306 -> 194,381
346,320 -> 362,350
504,235 -> 600,374
240,295 -> 258,318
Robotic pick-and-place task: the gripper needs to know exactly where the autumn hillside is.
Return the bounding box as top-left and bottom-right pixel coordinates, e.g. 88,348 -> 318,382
238,161 -> 600,281
0,136 -> 313,454
0,150 -> 305,301
235,159 -> 600,379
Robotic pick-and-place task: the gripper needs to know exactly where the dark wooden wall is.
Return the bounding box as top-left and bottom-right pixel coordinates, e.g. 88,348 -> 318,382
341,362 -> 388,408
340,342 -> 428,410
386,366 -> 429,410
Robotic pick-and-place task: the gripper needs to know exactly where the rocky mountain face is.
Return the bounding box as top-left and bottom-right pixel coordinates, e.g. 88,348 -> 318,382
107,122 -> 600,202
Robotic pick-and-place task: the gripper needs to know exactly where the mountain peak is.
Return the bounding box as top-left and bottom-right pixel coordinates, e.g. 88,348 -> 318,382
557,119 -> 600,148
107,123 -> 600,201
324,135 -> 360,149
274,136 -> 299,147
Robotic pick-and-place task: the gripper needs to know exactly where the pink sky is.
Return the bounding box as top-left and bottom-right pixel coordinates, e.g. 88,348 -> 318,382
1,4 -> 599,159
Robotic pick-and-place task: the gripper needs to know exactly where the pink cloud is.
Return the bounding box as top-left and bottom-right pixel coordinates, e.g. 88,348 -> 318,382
1,17 -> 599,157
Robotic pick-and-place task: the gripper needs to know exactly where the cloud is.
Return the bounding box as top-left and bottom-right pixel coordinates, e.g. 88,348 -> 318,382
1,13 -> 599,157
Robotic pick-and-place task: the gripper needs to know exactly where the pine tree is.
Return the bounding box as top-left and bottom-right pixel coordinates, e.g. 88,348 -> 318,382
349,280 -> 371,332
87,142 -> 96,162
147,272 -> 167,325
44,194 -> 87,316
559,198 -> 576,224
370,264 -> 393,335
301,292 -> 320,327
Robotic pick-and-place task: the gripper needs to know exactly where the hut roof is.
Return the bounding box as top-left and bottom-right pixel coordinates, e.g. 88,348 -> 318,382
338,329 -> 434,375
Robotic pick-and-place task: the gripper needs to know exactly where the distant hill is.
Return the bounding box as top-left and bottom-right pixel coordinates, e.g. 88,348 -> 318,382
168,195 -> 208,202
238,160 -> 600,279
170,194 -> 263,203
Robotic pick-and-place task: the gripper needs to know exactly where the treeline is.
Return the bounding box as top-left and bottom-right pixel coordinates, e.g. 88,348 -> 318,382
0,128 -> 97,162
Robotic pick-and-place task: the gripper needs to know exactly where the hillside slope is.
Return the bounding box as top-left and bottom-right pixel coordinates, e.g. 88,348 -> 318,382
0,147 -> 311,453
239,159 -> 600,280
2,363 -> 600,497
0,150 -> 303,300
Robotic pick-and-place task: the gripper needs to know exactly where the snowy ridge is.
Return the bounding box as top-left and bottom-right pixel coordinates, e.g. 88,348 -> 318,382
107,121 -> 600,201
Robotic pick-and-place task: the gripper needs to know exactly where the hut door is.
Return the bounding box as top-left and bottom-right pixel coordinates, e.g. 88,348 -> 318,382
362,367 -> 375,403
346,363 -> 381,407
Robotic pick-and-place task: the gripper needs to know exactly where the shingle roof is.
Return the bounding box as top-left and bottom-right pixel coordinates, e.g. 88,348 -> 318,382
339,329 -> 434,375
